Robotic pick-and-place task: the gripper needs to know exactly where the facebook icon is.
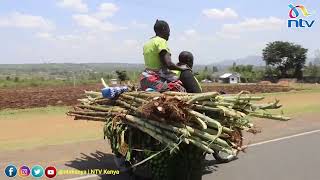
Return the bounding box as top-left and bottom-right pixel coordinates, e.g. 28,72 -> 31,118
5,165 -> 17,177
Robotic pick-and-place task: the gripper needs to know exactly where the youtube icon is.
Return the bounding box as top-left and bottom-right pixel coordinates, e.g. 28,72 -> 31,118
45,166 -> 57,178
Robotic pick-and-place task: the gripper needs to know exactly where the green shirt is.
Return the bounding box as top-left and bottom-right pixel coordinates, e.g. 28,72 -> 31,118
143,36 -> 170,70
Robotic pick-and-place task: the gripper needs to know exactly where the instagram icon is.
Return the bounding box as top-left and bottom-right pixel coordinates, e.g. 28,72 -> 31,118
18,165 -> 31,177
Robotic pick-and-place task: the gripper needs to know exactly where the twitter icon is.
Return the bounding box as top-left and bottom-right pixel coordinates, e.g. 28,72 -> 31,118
31,165 -> 44,178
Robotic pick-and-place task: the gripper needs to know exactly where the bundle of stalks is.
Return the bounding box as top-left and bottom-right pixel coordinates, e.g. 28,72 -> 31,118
68,88 -> 290,160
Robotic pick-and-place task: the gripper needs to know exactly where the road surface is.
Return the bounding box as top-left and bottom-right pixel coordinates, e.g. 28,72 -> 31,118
65,129 -> 320,180
203,129 -> 320,180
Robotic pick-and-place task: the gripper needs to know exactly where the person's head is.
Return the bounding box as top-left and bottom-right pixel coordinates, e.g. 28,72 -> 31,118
154,20 -> 170,40
178,51 -> 194,69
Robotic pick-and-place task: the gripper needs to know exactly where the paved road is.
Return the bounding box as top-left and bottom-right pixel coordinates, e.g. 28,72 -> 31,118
71,130 -> 320,180
203,130 -> 320,180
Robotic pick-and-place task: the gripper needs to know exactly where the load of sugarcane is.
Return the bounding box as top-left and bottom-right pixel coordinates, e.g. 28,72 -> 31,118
67,88 -> 289,162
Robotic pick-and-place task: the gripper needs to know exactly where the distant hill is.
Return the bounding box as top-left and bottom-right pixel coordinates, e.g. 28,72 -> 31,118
213,55 -> 316,68
0,63 -> 145,73
214,55 -> 265,67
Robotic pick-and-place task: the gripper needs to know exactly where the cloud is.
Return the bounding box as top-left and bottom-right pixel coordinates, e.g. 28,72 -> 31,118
216,32 -> 240,39
36,32 -> 54,40
0,12 -> 55,30
93,3 -> 119,19
124,39 -> 139,47
72,14 -> 126,32
221,17 -> 284,33
131,20 -> 148,29
202,8 -> 238,20
184,29 -> 197,36
179,29 -> 198,41
57,0 -> 88,12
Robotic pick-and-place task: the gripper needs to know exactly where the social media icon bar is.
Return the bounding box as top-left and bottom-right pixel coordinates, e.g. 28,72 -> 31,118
5,165 -> 18,177
45,166 -> 57,178
31,165 -> 44,178
18,165 -> 31,177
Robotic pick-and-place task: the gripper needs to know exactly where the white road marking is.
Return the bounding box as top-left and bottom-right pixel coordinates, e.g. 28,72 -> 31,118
66,129 -> 320,180
248,129 -> 320,147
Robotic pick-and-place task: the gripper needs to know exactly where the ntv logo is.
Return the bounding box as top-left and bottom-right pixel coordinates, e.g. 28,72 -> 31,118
288,4 -> 315,28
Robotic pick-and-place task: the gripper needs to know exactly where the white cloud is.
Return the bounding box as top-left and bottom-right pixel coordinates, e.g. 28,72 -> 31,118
93,3 -> 119,19
179,29 -> 199,41
72,14 -> 126,32
131,20 -> 148,29
184,29 -> 197,36
36,32 -> 54,40
0,12 -> 55,30
57,0 -> 88,12
202,8 -> 238,20
221,17 -> 284,33
216,32 -> 240,39
124,39 -> 139,47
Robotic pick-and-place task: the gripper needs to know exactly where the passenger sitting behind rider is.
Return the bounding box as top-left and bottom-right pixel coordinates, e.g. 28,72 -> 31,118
175,51 -> 202,93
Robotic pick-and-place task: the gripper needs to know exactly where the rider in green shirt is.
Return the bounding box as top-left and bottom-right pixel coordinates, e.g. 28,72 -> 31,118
140,20 -> 188,92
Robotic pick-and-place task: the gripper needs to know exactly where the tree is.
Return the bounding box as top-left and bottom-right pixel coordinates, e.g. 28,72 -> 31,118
262,41 -> 308,79
212,66 -> 218,73
306,62 -> 318,77
116,70 -> 129,83
314,49 -> 320,65
14,77 -> 19,82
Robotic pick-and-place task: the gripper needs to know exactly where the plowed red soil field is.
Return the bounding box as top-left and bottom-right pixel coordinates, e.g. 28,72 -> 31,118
0,84 -> 103,110
0,83 -> 293,110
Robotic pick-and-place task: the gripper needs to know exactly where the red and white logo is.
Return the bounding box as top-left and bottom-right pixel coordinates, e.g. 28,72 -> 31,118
45,166 -> 57,178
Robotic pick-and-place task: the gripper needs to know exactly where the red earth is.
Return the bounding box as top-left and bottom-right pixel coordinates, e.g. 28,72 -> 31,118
0,83 -> 293,110
0,84 -> 103,110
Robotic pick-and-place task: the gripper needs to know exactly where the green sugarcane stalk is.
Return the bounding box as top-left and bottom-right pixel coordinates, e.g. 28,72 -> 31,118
124,120 -> 179,151
249,112 -> 290,121
146,119 -> 191,137
126,91 -> 161,98
192,104 -> 221,112
250,100 -> 282,110
115,99 -> 139,112
186,138 -> 214,153
120,94 -> 148,104
204,128 -> 230,139
94,98 -> 113,105
68,111 -> 115,117
218,96 -> 264,102
193,117 -> 207,129
217,106 -> 246,118
185,125 -> 230,148
192,104 -> 246,119
76,105 -> 127,113
188,110 -> 232,134
190,136 -> 236,155
71,114 -> 107,121
191,136 -> 235,155
124,114 -> 181,143
201,101 -> 234,107
187,92 -> 219,104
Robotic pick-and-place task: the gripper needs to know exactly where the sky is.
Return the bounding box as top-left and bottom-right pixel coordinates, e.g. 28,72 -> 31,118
0,0 -> 318,64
